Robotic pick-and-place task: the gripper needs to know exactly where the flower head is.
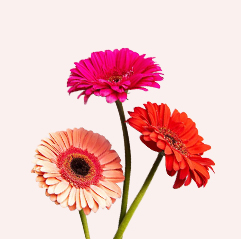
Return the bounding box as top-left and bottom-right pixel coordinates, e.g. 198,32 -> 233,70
67,48 -> 163,104
32,128 -> 124,214
127,102 -> 214,189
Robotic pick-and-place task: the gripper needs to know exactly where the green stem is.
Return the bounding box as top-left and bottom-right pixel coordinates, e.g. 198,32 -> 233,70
79,210 -> 90,239
115,100 -> 131,226
113,151 -> 164,239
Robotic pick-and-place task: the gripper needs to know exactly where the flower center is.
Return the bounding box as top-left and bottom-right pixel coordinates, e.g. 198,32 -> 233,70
70,157 -> 90,176
159,127 -> 188,155
57,147 -> 103,188
108,75 -> 122,83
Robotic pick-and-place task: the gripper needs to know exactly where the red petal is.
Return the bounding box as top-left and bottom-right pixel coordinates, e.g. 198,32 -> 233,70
127,118 -> 146,132
167,169 -> 176,177
179,166 -> 189,180
188,143 -> 211,154
184,171 -> 192,186
164,145 -> 173,155
158,104 -> 165,126
173,157 -> 179,171
192,161 -> 210,179
157,140 -> 166,150
150,132 -> 158,142
173,150 -> 183,162
173,172 -> 186,189
163,104 -> 171,127
165,154 -> 174,171
140,135 -> 161,152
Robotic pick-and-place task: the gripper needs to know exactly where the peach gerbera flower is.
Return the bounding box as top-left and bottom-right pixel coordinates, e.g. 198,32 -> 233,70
32,128 -> 124,215
127,102 -> 215,189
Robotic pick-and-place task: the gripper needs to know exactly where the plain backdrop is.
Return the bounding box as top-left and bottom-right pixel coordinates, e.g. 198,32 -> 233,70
1,0 -> 240,238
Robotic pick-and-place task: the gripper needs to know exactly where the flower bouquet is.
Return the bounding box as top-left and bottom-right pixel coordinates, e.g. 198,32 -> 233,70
32,48 -> 214,239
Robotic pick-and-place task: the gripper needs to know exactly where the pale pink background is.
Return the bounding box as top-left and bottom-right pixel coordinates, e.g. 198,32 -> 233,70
1,0 -> 240,238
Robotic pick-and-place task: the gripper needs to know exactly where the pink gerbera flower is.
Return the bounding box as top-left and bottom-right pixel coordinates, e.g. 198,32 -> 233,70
32,128 -> 124,214
67,48 -> 163,103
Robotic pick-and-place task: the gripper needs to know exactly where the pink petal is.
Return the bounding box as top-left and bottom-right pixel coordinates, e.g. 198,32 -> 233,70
118,92 -> 127,102
106,93 -> 118,103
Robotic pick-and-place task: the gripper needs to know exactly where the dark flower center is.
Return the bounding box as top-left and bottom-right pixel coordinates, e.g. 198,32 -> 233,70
70,157 -> 90,176
159,127 -> 188,155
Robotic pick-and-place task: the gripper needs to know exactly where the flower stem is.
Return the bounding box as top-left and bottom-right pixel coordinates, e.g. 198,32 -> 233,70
113,151 -> 164,239
115,100 -> 131,226
79,210 -> 91,239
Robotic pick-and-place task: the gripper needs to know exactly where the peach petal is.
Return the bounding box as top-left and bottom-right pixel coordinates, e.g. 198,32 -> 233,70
66,129 -> 73,146
103,159 -> 122,170
50,194 -> 57,202
105,196 -> 112,208
107,177 -> 125,183
86,133 -> 99,153
36,176 -> 45,182
89,189 -> 107,209
82,130 -> 94,150
103,170 -> 124,178
54,180 -> 70,194
45,178 -> 60,185
36,160 -> 57,168
57,185 -> 71,203
78,128 -> 88,148
83,189 -> 94,209
50,132 -> 66,152
83,207 -> 91,215
99,151 -> 119,165
93,137 -> 111,157
41,165 -> 59,173
90,185 -> 107,199
35,154 -> 51,162
68,187 -> 77,206
39,181 -> 48,188
92,200 -> 99,213
73,128 -> 80,148
76,189 -> 82,210
69,204 -> 76,211
37,145 -> 57,161
59,131 -> 70,149
48,184 -> 57,194
111,198 -> 116,204
60,198 -> 69,208
43,173 -> 61,178
99,185 -> 120,199
99,180 -> 121,195
80,188 -> 87,208
91,135 -> 107,155
41,140 -> 60,155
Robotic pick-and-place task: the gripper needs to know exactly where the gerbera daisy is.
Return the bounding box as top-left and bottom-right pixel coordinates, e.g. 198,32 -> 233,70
32,128 -> 124,214
127,102 -> 214,189
67,48 -> 163,104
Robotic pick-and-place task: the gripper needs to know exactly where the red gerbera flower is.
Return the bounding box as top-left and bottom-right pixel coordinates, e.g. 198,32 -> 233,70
67,48 -> 163,104
127,102 -> 215,189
